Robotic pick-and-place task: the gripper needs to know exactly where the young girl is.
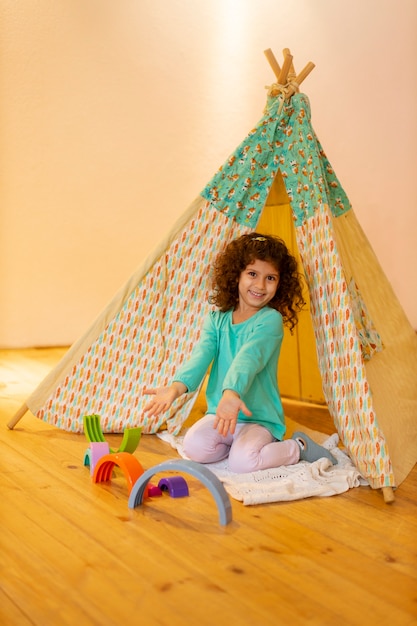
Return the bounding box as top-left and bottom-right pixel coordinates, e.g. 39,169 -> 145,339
144,232 -> 336,472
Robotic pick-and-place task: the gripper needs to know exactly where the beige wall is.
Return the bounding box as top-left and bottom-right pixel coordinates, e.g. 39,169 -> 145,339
1,0 -> 416,347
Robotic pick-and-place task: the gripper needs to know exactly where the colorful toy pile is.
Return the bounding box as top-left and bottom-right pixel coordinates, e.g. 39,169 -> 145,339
82,415 -> 232,526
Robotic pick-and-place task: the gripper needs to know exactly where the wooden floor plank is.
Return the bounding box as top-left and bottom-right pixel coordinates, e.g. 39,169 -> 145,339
1,468 -> 302,625
0,590 -> 35,626
244,504 -> 416,617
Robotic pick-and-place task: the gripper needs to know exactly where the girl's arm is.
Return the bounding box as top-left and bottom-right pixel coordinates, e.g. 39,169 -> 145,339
213,389 -> 252,436
143,381 -> 187,418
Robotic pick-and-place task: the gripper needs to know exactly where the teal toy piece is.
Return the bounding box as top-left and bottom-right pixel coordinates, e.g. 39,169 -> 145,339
128,459 -> 233,526
83,414 -> 142,454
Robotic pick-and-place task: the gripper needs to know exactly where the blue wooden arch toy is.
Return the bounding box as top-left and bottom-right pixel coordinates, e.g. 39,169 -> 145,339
128,459 -> 233,526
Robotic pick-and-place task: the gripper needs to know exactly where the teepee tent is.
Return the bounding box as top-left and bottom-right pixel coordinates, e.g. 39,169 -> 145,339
9,49 -> 417,499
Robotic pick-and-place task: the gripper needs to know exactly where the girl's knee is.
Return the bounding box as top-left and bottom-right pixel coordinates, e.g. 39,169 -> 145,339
228,448 -> 260,473
228,424 -> 274,473
183,427 -> 208,462
183,419 -> 230,464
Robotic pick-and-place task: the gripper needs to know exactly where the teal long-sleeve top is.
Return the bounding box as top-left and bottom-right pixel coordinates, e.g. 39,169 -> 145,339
173,306 -> 286,440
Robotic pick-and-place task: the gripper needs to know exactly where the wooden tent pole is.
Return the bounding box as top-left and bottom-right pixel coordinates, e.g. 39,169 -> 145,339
283,60 -> 316,99
264,48 -> 315,102
7,402 -> 28,429
278,51 -> 294,85
382,487 -> 395,503
264,48 -> 281,81
294,61 -> 316,87
283,47 -> 296,80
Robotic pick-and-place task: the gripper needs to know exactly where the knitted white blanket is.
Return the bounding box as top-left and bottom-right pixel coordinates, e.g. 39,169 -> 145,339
157,431 -> 367,505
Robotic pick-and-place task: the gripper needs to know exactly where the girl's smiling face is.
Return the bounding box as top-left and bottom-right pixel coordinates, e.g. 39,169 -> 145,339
236,258 -> 280,315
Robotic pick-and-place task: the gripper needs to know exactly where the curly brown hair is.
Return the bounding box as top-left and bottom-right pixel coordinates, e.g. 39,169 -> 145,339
209,232 -> 305,331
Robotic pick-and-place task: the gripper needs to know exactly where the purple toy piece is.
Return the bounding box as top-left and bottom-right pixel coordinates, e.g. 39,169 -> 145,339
158,475 -> 189,498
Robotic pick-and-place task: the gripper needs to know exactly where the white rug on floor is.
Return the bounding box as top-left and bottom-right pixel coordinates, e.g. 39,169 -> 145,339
157,431 -> 368,505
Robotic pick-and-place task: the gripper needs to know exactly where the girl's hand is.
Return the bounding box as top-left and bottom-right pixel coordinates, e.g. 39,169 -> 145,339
213,390 -> 252,437
143,382 -> 187,417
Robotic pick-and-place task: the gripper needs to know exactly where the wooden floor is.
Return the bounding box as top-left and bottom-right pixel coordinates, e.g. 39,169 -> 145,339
1,348 -> 416,626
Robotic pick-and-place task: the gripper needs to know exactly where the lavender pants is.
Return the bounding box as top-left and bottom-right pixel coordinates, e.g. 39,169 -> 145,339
182,413 -> 300,473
